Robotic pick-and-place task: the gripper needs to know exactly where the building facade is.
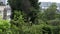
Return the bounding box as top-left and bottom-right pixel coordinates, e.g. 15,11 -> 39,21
0,0 -> 11,20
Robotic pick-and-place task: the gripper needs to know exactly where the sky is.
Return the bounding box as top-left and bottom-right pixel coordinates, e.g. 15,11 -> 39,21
0,0 -> 7,4
2,0 -> 60,3
39,0 -> 60,3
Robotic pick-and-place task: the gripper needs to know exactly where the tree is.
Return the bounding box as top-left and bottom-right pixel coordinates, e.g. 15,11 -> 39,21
7,1 -> 60,34
29,0 -> 40,9
8,0 -> 40,24
42,3 -> 57,20
8,0 -> 40,12
10,10 -> 25,34
8,0 -> 31,13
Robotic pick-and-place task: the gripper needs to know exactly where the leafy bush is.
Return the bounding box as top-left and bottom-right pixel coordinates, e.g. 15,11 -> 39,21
47,19 -> 60,26
0,19 -> 11,34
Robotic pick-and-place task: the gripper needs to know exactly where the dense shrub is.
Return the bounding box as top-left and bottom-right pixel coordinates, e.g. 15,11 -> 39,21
7,1 -> 60,34
47,19 -> 60,26
0,19 -> 11,34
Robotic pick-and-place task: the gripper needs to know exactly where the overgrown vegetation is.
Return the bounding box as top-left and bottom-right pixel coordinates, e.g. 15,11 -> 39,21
0,0 -> 60,34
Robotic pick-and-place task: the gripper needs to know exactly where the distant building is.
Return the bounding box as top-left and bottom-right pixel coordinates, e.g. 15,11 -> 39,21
0,5 -> 11,20
40,2 -> 60,13
0,0 -> 11,20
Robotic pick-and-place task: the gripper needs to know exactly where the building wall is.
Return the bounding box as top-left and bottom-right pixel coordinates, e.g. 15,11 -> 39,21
0,6 -> 5,19
0,0 -> 11,20
0,6 -> 11,20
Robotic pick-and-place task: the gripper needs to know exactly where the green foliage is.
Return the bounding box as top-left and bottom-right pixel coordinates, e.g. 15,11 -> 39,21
10,10 -> 25,34
8,0 -> 22,10
10,10 -> 44,34
42,3 -> 57,20
8,0 -> 40,24
12,10 -> 25,26
0,19 -> 11,34
8,1 -> 60,34
29,0 -> 40,9
47,19 -> 60,26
